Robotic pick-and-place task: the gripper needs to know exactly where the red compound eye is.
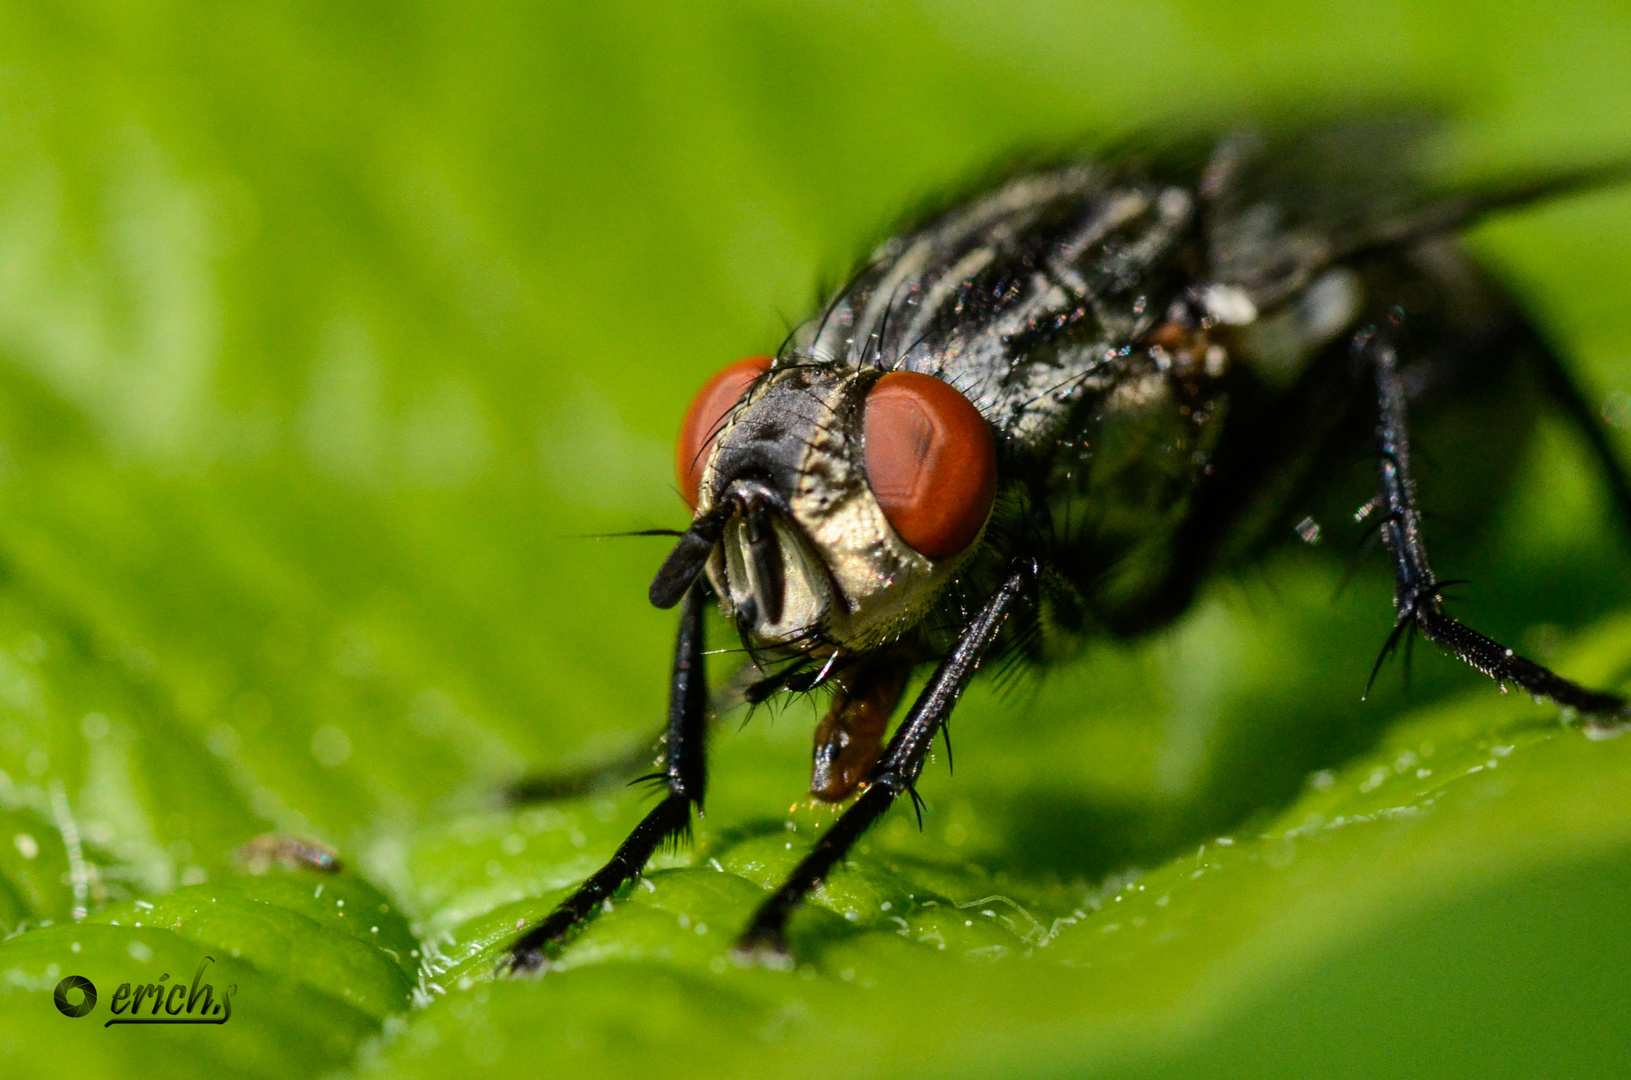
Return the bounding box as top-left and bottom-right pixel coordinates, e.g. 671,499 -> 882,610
675,356 -> 772,507
863,372 -> 996,558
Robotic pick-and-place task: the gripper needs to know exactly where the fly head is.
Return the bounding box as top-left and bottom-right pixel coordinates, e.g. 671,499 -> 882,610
653,358 -> 999,655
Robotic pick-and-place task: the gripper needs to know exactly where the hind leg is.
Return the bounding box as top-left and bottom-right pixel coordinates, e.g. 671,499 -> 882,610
1358,323 -> 1628,732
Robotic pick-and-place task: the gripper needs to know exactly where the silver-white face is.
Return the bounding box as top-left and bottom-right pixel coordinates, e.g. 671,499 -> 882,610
695,365 -> 971,653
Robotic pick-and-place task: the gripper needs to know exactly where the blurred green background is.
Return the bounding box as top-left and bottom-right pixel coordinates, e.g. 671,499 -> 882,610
2,1 -> 1631,1077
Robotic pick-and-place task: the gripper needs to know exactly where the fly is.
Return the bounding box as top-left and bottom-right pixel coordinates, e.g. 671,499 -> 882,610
503,120 -> 1631,973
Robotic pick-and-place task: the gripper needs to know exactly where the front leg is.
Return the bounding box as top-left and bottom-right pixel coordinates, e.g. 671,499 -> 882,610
1361,325 -> 1629,730
733,558 -> 1038,965
503,581 -> 711,975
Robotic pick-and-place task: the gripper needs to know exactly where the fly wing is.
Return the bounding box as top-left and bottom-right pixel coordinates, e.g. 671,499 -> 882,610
1202,116 -> 1631,309
793,118 -> 1628,455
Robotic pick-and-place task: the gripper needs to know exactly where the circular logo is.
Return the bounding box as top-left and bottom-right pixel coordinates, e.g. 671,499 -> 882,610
53,975 -> 97,1018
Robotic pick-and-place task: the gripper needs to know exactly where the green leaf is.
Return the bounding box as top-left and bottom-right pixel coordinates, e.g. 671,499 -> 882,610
3,3 -> 1631,1080
86,869 -> 418,1019
351,619 -> 1631,1079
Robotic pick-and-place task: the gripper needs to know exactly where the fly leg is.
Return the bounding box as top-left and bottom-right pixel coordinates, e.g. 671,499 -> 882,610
1360,325 -> 1630,731
733,558 -> 1037,965
502,581 -> 711,975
